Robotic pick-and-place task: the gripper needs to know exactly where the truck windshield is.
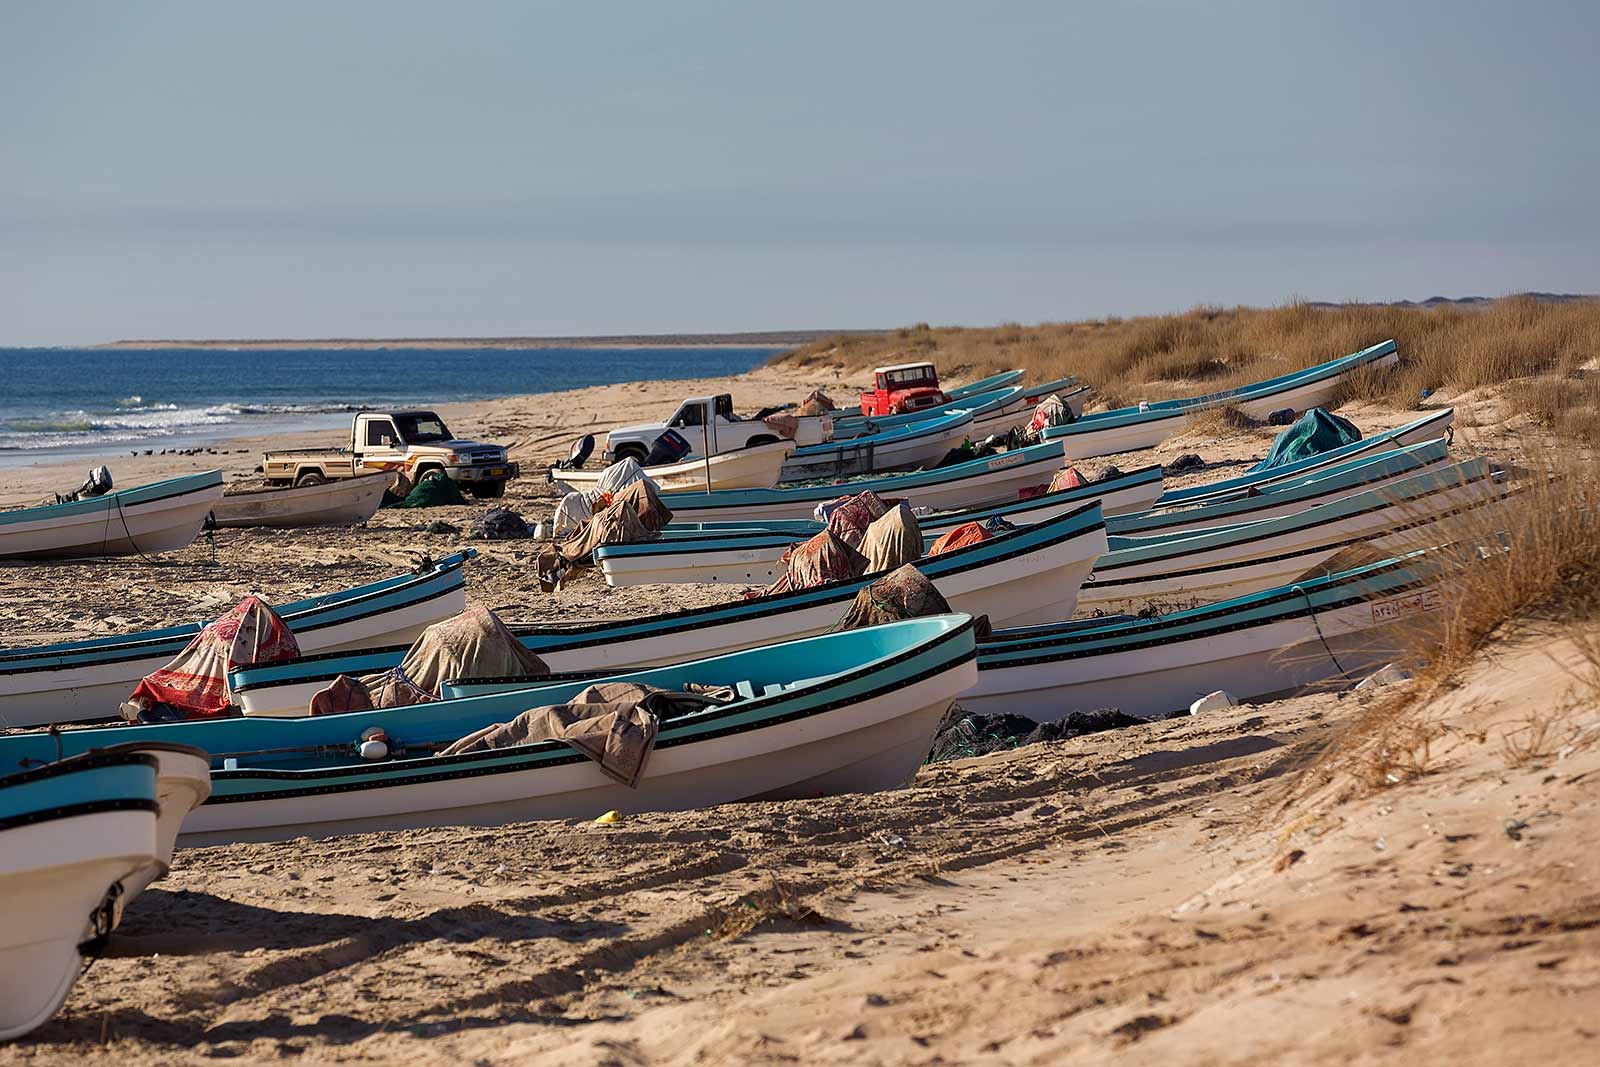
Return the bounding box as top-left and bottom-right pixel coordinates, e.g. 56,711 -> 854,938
393,413 -> 452,443
884,367 -> 935,389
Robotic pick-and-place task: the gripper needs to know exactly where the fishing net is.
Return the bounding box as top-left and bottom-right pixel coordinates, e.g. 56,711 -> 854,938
754,528 -> 868,598
925,706 -> 1146,763
387,469 -> 467,509
822,490 -> 889,547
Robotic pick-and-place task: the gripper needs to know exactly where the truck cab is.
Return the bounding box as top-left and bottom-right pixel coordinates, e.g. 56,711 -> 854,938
859,362 -> 947,417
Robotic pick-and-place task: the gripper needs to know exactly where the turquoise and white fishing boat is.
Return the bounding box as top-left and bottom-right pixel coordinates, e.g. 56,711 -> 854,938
779,407 -> 978,480
666,438 -> 1117,523
0,470 -> 223,560
1043,340 -> 1401,460
229,502 -> 1107,716
0,551 -> 476,728
945,368 -> 1025,401
1107,437 -> 1454,538
971,551 -> 1446,720
0,750 -> 162,1040
1152,408 -> 1454,508
601,467 -> 1162,587
1079,457 -> 1508,614
597,440 -> 1453,588
0,617 -> 979,846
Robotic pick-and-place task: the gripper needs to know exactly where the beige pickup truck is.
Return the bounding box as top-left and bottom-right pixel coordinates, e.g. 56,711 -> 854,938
262,410 -> 520,499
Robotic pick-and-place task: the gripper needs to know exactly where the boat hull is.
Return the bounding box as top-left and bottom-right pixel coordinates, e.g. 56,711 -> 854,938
970,574 -> 1444,720
551,441 -> 796,493
185,660 -> 973,845
0,472 -> 223,560
209,473 -> 389,528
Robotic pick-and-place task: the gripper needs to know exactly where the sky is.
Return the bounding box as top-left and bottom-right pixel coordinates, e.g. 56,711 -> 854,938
2,0 -> 1597,346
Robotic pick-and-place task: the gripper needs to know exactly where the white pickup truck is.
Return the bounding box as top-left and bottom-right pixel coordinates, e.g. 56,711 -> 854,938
602,394 -> 833,464
262,410 -> 520,499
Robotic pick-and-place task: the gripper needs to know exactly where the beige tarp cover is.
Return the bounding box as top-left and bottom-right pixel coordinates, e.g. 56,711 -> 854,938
440,681 -> 733,787
859,503 -> 923,574
557,477 -> 674,564
551,491 -> 593,539
613,477 -> 673,534
309,606 -> 548,714
763,413 -> 800,439
797,390 -> 837,416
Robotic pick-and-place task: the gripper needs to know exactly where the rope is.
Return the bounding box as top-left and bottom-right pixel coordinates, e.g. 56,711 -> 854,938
1294,583 -> 1351,682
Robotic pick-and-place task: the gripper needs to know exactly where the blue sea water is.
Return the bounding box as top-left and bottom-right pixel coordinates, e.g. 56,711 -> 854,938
0,346 -> 780,466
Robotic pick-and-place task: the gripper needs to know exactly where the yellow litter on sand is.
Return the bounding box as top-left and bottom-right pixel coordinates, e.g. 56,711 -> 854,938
594,810 -> 620,824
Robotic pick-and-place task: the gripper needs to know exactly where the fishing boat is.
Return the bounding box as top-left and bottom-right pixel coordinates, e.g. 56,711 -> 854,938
828,380 -> 1088,442
664,438 -> 1102,523
1152,408 -> 1455,508
779,408 -> 977,480
551,440 -> 796,493
596,467 -> 1161,588
1,617 -> 979,846
208,470 -> 389,528
0,750 -> 161,1040
1078,458 -> 1508,614
0,551 -> 475,728
229,503 -> 1108,716
92,742 -> 212,901
969,551 -> 1446,720
945,368 -> 1025,400
0,470 -> 223,560
1043,340 -> 1401,460
1107,438 -> 1454,538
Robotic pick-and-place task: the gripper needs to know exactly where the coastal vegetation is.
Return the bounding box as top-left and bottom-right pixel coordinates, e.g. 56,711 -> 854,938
780,296 -> 1600,442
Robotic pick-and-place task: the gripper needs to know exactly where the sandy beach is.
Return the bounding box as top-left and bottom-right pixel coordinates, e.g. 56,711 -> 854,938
1,361 -> 1593,1064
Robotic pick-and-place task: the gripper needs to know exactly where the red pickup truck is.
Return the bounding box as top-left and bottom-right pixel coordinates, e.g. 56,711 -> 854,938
857,362 -> 949,417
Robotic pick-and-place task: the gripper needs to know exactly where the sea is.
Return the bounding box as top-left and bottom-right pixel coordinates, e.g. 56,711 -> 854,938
0,346 -> 781,468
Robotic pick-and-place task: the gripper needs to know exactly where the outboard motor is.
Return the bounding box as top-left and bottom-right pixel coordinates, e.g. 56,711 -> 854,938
642,429 -> 692,467
556,434 -> 595,471
80,465 -> 114,498
56,465 -> 115,503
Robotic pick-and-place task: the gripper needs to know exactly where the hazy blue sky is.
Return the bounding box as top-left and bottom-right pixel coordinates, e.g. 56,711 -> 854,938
3,0 -> 1596,345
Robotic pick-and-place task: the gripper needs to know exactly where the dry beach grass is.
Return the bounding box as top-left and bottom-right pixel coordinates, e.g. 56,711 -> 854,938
1,327 -> 1598,1063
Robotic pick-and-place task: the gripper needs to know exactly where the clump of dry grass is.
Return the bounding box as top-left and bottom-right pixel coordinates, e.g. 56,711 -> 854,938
711,878 -> 832,941
1284,450 -> 1600,801
777,296 -> 1600,438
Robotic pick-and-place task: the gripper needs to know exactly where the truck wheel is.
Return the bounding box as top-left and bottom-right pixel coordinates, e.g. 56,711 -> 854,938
295,471 -> 328,487
467,482 -> 506,500
613,444 -> 648,464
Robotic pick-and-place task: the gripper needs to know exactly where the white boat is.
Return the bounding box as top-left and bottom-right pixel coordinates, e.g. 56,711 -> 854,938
3,618 -> 980,846
0,552 -> 475,728
1077,458 -> 1508,614
595,466 -> 1162,588
662,438 -> 1081,523
208,471 -> 389,528
1107,438 -> 1454,539
0,471 -> 223,560
1045,340 -> 1402,460
98,742 -> 212,902
969,552 -> 1447,720
0,751 -> 161,1040
779,408 -> 976,480
229,503 -> 1109,717
551,440 -> 796,493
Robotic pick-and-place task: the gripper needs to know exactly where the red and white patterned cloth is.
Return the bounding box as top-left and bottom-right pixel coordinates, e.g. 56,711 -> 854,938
128,595 -> 300,719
